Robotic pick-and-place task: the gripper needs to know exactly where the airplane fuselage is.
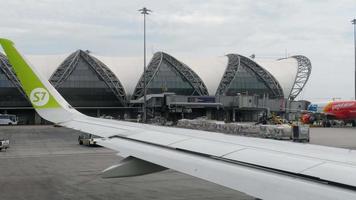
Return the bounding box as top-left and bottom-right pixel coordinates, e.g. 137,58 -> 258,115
303,100 -> 356,124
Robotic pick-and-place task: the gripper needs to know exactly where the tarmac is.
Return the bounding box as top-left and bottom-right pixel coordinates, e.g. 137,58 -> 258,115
0,125 -> 355,200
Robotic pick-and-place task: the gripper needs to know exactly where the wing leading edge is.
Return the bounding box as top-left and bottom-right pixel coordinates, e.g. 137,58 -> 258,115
1,38 -> 356,200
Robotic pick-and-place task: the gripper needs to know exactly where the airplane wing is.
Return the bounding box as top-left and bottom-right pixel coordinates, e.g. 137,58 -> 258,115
1,38 -> 356,200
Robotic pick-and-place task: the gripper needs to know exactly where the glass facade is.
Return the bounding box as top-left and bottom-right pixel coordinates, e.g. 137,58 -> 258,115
0,64 -> 30,107
0,73 -> 15,87
54,58 -> 125,107
146,62 -> 197,96
225,63 -> 274,97
132,52 -> 208,100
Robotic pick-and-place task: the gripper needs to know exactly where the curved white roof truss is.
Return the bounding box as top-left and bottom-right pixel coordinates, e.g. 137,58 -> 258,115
49,50 -> 128,106
216,54 -> 284,98
287,55 -> 312,100
131,52 -> 209,100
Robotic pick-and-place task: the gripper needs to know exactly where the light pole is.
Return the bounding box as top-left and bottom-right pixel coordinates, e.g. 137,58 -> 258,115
139,7 -> 152,123
352,19 -> 356,100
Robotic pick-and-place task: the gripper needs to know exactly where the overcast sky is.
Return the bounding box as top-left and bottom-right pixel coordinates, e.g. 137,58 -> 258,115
0,0 -> 355,101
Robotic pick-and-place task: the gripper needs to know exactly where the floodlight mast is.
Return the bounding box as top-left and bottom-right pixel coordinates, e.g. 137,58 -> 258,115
352,19 -> 356,100
139,7 -> 152,123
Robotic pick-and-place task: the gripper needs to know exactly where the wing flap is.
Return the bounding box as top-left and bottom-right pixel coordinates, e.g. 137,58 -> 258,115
303,163 -> 356,187
127,131 -> 190,146
61,115 -> 356,190
66,116 -> 356,189
98,137 -> 356,200
223,148 -> 323,173
148,124 -> 356,165
170,138 -> 246,157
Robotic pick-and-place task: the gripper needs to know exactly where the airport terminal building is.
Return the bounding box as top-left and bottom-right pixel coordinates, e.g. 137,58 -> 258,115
0,50 -> 312,124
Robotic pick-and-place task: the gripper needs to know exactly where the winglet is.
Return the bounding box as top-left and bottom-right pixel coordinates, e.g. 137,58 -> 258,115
0,38 -> 81,123
0,38 -> 14,45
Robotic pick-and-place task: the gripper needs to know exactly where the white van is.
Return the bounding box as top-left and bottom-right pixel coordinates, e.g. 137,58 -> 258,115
0,114 -> 18,125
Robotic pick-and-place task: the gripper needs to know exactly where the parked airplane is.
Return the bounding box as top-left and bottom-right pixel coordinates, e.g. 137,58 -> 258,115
1,38 -> 356,200
301,101 -> 356,126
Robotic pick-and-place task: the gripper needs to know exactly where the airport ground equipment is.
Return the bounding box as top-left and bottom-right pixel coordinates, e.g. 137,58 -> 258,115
78,133 -> 101,146
0,139 -> 9,151
291,124 -> 310,142
0,114 -> 18,125
2,38 -> 356,200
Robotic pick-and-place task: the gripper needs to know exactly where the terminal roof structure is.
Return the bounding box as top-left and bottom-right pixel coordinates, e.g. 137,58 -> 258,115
131,52 -> 209,100
0,50 -> 311,106
256,55 -> 312,100
0,52 -> 30,107
50,50 -> 127,107
216,54 -> 284,98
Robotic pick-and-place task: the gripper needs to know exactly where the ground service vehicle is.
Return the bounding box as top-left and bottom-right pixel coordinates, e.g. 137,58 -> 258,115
78,133 -> 101,146
0,139 -> 10,151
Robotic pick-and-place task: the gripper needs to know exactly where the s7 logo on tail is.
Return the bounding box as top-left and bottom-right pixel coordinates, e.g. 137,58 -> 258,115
30,88 -> 49,106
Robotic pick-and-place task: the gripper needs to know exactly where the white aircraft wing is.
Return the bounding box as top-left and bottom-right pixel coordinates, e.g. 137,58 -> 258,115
1,38 -> 356,200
